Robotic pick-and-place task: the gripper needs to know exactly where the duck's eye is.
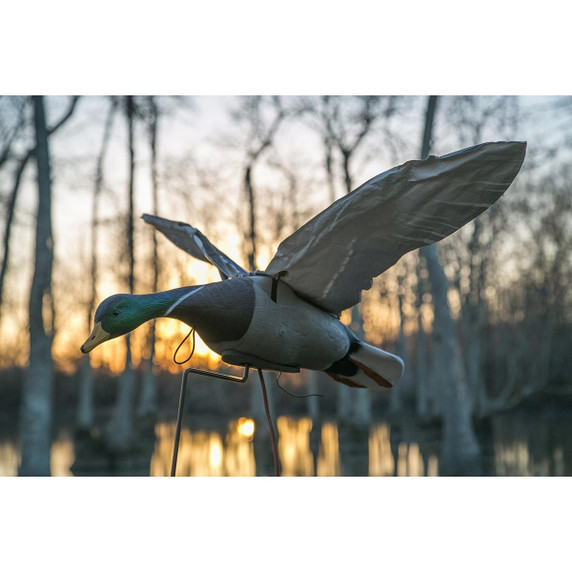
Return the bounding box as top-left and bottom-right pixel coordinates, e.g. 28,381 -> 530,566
113,309 -> 120,316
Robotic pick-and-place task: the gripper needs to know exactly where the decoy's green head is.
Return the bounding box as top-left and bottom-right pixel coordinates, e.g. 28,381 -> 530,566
81,294 -> 143,354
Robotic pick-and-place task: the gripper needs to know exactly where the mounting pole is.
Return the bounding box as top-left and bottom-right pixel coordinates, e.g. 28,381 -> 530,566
170,365 -> 250,477
257,368 -> 280,476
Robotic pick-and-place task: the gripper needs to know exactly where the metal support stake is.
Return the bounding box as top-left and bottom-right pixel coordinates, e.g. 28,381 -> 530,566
170,365 -> 250,477
257,368 -> 280,476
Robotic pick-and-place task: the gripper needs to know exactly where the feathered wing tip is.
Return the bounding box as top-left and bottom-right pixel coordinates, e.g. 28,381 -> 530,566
142,213 -> 247,280
266,141 -> 527,314
327,342 -> 404,391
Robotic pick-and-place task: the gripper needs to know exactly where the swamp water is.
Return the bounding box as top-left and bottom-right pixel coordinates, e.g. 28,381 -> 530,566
1,411 -> 571,476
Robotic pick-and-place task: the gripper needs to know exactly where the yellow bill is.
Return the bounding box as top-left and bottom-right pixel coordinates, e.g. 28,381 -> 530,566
81,321 -> 110,354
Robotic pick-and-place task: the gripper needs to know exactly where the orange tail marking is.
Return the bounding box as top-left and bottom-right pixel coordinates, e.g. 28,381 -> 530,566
348,357 -> 393,389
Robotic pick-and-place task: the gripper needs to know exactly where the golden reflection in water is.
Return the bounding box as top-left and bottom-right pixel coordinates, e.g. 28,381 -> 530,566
0,441 -> 19,476
51,430 -> 74,476
427,455 -> 439,477
224,418 -> 256,476
492,417 -> 563,476
0,431 -> 75,477
493,439 -> 560,476
236,417 -> 255,438
495,440 -> 531,476
369,423 -> 395,476
406,443 -> 424,476
317,422 -> 340,476
150,420 -> 256,476
491,414 -> 565,476
277,417 -> 314,476
0,418 -> 444,477
396,442 -> 426,476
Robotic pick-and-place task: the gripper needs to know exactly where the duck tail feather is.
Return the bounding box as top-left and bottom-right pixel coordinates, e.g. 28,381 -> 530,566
325,341 -> 404,391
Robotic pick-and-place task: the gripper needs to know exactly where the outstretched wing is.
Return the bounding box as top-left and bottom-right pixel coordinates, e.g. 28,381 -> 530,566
142,214 -> 248,280
265,141 -> 526,314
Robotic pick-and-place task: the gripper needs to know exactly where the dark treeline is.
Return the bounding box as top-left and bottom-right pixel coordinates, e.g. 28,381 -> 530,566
0,95 -> 571,475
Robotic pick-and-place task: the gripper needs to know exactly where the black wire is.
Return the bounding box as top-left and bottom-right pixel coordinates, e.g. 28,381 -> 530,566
173,328 -> 196,364
274,371 -> 323,399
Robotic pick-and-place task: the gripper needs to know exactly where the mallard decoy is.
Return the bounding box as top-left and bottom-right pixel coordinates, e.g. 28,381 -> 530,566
81,141 -> 526,390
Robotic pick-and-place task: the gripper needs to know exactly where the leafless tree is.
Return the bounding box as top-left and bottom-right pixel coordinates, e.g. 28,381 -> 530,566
484,168 -> 572,409
18,97 -> 57,474
234,96 -> 286,271
138,96 -> 161,418
107,96 -> 138,451
78,97 -> 117,430
0,97 -> 27,170
0,96 -> 79,323
418,95 -> 482,475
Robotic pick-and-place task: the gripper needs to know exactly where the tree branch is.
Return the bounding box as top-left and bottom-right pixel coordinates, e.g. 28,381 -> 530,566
0,96 -> 81,320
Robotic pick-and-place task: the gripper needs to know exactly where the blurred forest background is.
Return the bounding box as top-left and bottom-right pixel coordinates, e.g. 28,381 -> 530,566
1,94 -> 571,477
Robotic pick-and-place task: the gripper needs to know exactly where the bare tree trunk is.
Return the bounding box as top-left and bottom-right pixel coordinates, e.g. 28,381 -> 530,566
244,163 -> 257,271
108,345 -> 136,452
126,97 -> 136,295
77,358 -> 95,431
241,97 -> 284,271
138,96 -> 160,418
418,96 -> 482,475
0,97 -> 79,323
19,96 -> 55,476
422,245 -> 481,474
107,96 -> 137,451
461,218 -> 487,415
78,98 -> 116,430
390,270 -> 412,412
415,255 -> 438,417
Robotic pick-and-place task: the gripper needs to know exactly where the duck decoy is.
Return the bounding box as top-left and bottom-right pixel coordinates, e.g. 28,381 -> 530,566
81,141 -> 526,391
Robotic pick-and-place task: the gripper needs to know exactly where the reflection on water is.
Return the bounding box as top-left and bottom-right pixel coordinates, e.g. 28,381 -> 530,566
151,417 -> 345,476
317,423 -> 341,476
0,429 -> 75,476
51,430 -> 75,476
368,424 -> 439,476
151,419 -> 256,476
0,441 -> 19,476
1,413 -> 572,476
492,415 -> 568,476
369,424 -> 394,476
277,417 -> 314,476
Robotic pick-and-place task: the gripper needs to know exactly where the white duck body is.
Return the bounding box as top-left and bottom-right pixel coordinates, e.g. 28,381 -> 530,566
208,275 -> 350,371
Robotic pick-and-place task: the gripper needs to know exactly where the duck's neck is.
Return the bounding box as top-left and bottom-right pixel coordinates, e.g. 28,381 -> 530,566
135,285 -> 204,325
